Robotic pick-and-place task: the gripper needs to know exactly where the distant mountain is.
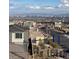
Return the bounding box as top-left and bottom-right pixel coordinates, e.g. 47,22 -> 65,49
10,13 -> 69,17
54,13 -> 69,17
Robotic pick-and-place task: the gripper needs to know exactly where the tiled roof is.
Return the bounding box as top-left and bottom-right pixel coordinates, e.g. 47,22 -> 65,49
9,25 -> 29,32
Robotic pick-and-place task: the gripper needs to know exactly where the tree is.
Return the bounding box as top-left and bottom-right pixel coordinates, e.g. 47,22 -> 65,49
38,39 -> 45,49
52,43 -> 62,48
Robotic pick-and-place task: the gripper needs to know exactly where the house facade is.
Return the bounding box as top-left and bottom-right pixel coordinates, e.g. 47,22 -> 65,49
9,25 -> 29,44
55,21 -> 62,28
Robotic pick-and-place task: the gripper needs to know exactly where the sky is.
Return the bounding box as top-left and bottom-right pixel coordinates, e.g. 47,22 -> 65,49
9,0 -> 69,16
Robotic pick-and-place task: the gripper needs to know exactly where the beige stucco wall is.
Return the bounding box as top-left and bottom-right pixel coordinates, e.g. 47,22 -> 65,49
12,32 -> 24,43
55,22 -> 62,28
36,36 -> 44,45
9,22 -> 15,25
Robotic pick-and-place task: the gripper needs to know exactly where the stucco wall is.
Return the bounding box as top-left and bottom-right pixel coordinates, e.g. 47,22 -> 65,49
9,32 -> 12,42
12,32 -> 24,43
24,30 -> 29,42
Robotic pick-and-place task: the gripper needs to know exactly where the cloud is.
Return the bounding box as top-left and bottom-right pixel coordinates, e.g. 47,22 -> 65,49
25,5 -> 41,9
58,0 -> 69,8
10,6 -> 15,9
65,4 -> 69,7
35,6 -> 40,9
9,0 -> 18,9
61,0 -> 69,3
44,6 -> 54,9
25,5 -> 55,10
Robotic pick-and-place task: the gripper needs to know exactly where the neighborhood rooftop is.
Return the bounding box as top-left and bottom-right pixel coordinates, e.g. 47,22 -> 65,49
9,25 -> 29,32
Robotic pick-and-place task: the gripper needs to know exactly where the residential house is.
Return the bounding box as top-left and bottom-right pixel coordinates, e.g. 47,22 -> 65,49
9,25 -> 29,44
23,21 -> 36,29
54,20 -> 62,29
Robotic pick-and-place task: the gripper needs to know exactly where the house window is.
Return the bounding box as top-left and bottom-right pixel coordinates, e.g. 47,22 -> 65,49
15,33 -> 22,38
